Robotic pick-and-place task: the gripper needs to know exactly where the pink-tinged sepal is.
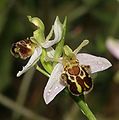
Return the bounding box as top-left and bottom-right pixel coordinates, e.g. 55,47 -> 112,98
76,53 -> 112,73
106,37 -> 119,59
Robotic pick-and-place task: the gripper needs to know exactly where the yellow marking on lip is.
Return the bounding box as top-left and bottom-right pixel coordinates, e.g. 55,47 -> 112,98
84,82 -> 89,88
79,73 -> 86,79
26,44 -> 32,49
76,82 -> 82,93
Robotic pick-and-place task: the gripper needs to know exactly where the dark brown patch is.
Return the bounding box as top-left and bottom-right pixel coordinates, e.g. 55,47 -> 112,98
67,78 -> 72,85
76,76 -> 85,91
18,44 -> 30,53
81,67 -> 92,91
67,81 -> 80,95
70,76 -> 75,80
11,39 -> 35,59
80,69 -> 84,76
63,60 -> 93,96
83,77 -> 92,91
81,65 -> 91,75
19,45 -> 32,58
68,66 -> 80,75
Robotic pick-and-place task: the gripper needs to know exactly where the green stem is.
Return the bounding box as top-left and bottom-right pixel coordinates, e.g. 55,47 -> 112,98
71,94 -> 96,120
36,65 -> 50,77
40,48 -> 53,73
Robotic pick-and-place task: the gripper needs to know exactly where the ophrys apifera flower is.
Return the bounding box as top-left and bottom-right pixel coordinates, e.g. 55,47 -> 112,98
44,40 -> 112,104
11,16 -> 63,77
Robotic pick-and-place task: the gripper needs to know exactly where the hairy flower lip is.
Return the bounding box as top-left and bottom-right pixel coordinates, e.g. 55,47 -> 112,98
43,52 -> 112,104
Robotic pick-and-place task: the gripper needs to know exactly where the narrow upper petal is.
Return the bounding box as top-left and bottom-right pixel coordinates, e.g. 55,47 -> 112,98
17,47 -> 42,77
43,63 -> 65,104
42,16 -> 63,48
106,37 -> 119,59
76,53 -> 112,73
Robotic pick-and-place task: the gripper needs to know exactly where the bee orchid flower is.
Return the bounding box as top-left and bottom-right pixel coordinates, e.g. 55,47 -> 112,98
12,16 -> 63,77
44,40 -> 112,104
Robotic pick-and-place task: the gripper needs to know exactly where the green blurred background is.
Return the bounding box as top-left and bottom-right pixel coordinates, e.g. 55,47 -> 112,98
0,0 -> 119,120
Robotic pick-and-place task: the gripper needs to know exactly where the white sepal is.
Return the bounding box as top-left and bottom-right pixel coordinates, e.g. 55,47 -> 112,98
42,17 -> 63,48
17,47 -> 42,77
43,63 -> 65,104
76,53 -> 112,73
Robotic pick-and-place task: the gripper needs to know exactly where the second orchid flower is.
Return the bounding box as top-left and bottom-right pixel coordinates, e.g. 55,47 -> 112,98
11,16 -> 64,77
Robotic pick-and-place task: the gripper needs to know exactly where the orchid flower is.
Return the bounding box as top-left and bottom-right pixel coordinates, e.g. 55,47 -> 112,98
106,37 -> 119,60
44,40 -> 112,104
16,16 -> 63,77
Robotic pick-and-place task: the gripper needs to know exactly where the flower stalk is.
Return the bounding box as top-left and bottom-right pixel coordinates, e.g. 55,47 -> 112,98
71,94 -> 96,120
36,65 -> 50,78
